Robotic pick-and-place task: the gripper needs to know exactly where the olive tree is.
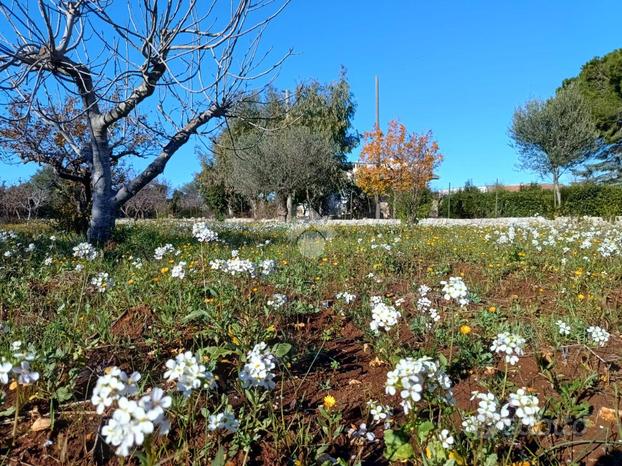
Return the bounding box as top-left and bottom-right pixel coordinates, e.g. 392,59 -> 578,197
509,84 -> 598,209
0,0 -> 289,243
228,126 -> 341,221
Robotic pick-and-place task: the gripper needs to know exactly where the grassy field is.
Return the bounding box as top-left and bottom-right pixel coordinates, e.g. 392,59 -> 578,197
0,219 -> 621,465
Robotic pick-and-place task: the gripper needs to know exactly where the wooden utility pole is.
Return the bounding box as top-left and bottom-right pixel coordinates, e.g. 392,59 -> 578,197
374,75 -> 381,219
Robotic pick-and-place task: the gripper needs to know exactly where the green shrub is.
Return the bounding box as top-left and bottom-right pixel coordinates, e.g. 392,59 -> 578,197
437,183 -> 622,218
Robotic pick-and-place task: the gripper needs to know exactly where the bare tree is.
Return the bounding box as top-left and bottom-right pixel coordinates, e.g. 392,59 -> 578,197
121,179 -> 169,219
2,181 -> 48,220
0,0 -> 290,243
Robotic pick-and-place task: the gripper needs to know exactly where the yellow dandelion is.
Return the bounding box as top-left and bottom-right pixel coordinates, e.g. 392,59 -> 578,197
459,325 -> 472,335
488,306 -> 496,313
160,267 -> 169,274
322,394 -> 336,410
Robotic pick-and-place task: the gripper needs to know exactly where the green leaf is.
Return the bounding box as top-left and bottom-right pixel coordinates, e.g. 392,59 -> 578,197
417,420 -> 435,442
183,309 -> 211,323
0,406 -> 16,418
484,453 -> 498,466
272,342 -> 292,358
211,446 -> 226,466
54,386 -> 73,402
383,429 -> 415,461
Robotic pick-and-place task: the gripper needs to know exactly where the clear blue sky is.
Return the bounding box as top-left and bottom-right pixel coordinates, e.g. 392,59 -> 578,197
2,0 -> 621,189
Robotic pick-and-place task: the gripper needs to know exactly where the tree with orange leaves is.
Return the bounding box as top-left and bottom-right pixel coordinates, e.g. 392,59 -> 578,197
354,120 -> 442,220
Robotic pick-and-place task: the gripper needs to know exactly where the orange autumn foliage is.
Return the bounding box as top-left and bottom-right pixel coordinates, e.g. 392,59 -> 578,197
354,120 -> 442,197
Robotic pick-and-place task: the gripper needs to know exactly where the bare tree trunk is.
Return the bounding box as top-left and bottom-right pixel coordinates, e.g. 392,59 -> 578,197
375,194 -> 380,219
286,192 -> 294,222
87,129 -> 116,244
552,173 -> 561,211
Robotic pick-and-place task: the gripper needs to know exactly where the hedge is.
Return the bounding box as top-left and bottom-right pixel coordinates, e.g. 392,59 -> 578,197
437,183 -> 622,219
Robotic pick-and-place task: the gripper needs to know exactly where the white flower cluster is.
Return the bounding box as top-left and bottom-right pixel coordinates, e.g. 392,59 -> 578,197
99,383 -> 171,456
0,341 -> 40,389
192,222 -> 218,243
210,257 -> 256,276
440,276 -> 469,306
239,342 -> 277,390
438,429 -> 455,449
369,297 -> 401,334
463,389 -> 541,435
209,257 -> 276,277
73,242 -> 98,261
385,356 -> 452,414
258,259 -> 276,275
267,293 -> 287,309
490,332 -> 525,365
171,261 -> 187,279
416,284 -> 440,323
91,366 -> 141,414
367,400 -> 392,428
208,408 -> 239,433
508,388 -> 541,426
587,326 -> 610,347
164,351 -> 216,397
153,244 -> 179,261
91,272 -> 114,293
336,291 -> 356,304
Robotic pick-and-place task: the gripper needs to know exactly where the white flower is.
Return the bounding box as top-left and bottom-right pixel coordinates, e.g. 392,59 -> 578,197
0,359 -> 12,384
44,256 -> 53,266
438,429 -> 454,449
385,356 -> 452,414
335,291 -> 356,304
192,222 -> 218,243
369,299 -> 400,334
210,258 -> 255,276
73,242 -> 97,261
139,387 -> 172,435
91,272 -> 113,293
440,276 -> 469,306
164,351 -> 216,397
208,409 -> 239,433
171,261 -> 186,279
91,367 -> 141,415
101,397 -> 155,457
490,332 -> 525,365
267,293 -> 287,309
367,400 -> 392,428
258,259 -> 276,275
240,342 -> 277,390
153,244 -> 178,260
467,391 -> 511,433
13,361 -> 39,385
556,320 -> 571,336
347,423 -> 376,443
508,388 -> 540,426
587,326 -> 610,347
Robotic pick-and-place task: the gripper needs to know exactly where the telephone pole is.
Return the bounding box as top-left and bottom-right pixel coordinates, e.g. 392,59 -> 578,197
374,75 -> 381,219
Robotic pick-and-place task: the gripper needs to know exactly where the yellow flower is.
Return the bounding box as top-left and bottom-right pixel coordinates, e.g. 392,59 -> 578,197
127,279 -> 135,285
488,306 -> 496,313
204,297 -> 214,304
577,293 -> 585,301
160,267 -> 169,274
448,451 -> 465,465
459,325 -> 472,335
322,395 -> 336,410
